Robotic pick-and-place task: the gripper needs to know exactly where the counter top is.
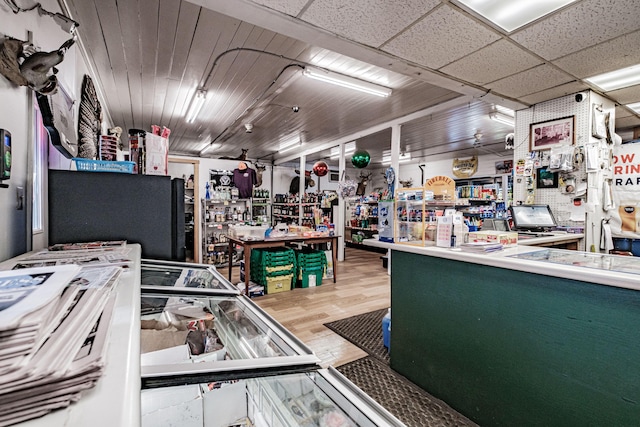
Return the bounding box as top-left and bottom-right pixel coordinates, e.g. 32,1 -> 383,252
362,236 -> 640,292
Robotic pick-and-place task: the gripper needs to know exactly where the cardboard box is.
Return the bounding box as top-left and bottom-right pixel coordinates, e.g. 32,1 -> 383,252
468,230 -> 518,247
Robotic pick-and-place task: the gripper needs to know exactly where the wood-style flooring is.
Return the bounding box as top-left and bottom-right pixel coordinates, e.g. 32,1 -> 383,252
235,247 -> 390,368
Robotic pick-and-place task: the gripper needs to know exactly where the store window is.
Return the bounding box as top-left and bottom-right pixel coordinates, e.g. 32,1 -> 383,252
32,97 -> 47,234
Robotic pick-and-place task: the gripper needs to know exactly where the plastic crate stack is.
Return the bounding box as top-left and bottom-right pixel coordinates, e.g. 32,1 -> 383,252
249,247 -> 296,294
294,247 -> 327,288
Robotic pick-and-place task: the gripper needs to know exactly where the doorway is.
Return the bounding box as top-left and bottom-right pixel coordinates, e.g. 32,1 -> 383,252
168,157 -> 200,262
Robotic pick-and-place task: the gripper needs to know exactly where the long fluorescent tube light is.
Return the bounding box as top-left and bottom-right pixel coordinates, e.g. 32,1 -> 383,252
382,153 -> 411,164
586,64 -> 640,92
330,141 -> 356,159
489,111 -> 515,127
186,89 -> 208,123
454,0 -> 577,32
303,67 -> 392,97
627,102 -> 640,114
279,138 -> 301,153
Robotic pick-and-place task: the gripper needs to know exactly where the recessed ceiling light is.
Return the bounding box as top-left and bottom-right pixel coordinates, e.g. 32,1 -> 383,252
586,64 -> 640,92
454,0 -> 578,32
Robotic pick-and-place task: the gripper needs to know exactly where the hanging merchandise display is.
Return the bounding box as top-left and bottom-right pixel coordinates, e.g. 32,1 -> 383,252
351,150 -> 370,168
312,161 -> 329,177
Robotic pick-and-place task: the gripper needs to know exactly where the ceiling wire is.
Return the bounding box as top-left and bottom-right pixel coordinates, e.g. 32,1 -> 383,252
200,63 -> 304,156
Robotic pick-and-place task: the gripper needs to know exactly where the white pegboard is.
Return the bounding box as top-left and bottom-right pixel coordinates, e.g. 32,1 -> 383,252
514,93 -> 590,224
513,91 -> 617,251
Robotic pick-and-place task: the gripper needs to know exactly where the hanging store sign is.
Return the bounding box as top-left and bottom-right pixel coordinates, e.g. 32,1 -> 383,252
425,175 -> 455,201
452,155 -> 478,178
611,143 -> 640,238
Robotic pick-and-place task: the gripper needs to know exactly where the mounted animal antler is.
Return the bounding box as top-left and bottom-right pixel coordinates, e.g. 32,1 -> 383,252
356,172 -> 372,196
251,161 -> 267,187
399,178 -> 413,188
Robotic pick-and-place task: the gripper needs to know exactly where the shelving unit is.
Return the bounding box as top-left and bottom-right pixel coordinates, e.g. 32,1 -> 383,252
184,183 -> 195,262
251,188 -> 272,224
455,174 -> 513,229
345,198 -> 379,245
201,198 -> 250,266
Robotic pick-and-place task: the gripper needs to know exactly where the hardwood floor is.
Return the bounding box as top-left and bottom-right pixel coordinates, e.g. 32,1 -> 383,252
239,247 -> 390,368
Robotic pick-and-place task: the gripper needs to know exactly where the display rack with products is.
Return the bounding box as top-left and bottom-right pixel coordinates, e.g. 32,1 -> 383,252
455,175 -> 513,229
395,186 -> 455,246
201,198 -> 249,266
345,197 -> 379,244
272,192 -> 325,227
184,179 -> 195,262
251,188 -> 272,224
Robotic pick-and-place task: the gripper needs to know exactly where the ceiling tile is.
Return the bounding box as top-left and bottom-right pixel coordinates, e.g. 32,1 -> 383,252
616,106 -> 633,119
487,64 -> 575,99
440,40 -> 542,85
553,30 -> 640,79
511,0 -> 640,60
615,115 -> 640,130
382,5 -> 500,70
301,0 -> 439,47
606,84 -> 640,105
250,0 -> 308,17
518,81 -> 589,105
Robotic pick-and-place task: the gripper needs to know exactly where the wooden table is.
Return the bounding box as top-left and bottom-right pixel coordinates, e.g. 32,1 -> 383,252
226,235 -> 339,294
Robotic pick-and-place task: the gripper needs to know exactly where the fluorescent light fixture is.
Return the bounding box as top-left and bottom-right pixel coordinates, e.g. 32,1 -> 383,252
627,102 -> 640,114
382,153 -> 411,164
303,67 -> 392,97
586,64 -> 640,92
330,141 -> 356,159
185,89 -> 208,123
489,111 -> 515,127
495,105 -> 515,116
279,138 -> 301,153
455,0 -> 577,32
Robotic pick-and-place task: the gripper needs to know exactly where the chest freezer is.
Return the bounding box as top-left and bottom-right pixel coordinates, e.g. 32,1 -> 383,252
140,291 -> 319,373
141,367 -> 406,427
141,259 -> 238,294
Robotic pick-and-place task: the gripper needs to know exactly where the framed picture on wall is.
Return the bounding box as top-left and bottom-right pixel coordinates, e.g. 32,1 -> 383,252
536,167 -> 558,189
530,116 -> 575,151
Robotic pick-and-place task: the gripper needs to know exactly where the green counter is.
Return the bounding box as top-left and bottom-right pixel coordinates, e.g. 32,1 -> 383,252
391,250 -> 640,426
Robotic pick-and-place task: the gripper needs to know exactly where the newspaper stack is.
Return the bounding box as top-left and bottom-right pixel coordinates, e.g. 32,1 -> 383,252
0,265 -> 122,426
459,241 -> 504,253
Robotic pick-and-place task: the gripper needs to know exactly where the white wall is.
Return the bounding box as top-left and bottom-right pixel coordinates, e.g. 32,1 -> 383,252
398,153 -> 506,186
0,0 -> 94,261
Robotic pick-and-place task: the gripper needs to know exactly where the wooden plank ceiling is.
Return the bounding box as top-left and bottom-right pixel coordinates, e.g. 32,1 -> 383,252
63,0 -> 640,167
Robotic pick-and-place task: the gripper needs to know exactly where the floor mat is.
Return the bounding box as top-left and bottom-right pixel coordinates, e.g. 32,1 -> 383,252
325,310 -> 478,427
324,308 -> 390,363
337,357 -> 477,427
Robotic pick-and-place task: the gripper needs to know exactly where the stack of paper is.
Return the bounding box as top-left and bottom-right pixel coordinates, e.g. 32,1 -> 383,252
0,265 -> 122,426
459,241 -> 504,253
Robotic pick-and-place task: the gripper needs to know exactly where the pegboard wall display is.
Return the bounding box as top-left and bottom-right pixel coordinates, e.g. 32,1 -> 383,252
513,91 -> 616,251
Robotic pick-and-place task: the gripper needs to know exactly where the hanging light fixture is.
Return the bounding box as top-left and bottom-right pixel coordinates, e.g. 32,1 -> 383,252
279,137 -> 301,153
489,111 -> 515,127
185,89 -> 208,123
303,67 -> 392,97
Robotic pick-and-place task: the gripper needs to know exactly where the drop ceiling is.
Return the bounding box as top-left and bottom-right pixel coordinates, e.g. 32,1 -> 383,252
62,0 -> 640,167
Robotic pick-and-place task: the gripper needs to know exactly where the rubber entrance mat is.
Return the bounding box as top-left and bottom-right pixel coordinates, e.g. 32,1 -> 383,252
324,310 -> 478,427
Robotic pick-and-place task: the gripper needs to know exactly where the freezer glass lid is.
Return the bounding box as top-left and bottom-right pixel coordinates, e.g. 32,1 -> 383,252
141,262 -> 230,291
142,370 -> 396,427
140,293 -> 298,365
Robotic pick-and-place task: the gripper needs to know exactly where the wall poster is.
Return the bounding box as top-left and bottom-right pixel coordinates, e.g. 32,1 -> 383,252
610,143 -> 640,238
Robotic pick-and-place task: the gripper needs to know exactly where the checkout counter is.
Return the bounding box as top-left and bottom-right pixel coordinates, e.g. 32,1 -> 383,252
363,238 -> 639,427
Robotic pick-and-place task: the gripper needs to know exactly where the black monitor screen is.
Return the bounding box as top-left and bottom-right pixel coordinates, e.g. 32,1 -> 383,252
509,205 -> 557,231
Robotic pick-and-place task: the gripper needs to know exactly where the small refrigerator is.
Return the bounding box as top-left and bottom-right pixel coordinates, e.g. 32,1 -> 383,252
139,259 -> 406,426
